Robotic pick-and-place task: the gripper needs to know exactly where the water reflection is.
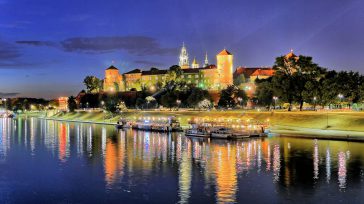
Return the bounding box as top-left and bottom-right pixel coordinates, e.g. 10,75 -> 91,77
2,118 -> 364,202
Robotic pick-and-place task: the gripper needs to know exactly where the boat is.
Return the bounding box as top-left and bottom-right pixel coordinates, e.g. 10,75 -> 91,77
131,117 -> 183,132
211,127 -> 254,139
115,118 -> 132,129
185,122 -> 215,138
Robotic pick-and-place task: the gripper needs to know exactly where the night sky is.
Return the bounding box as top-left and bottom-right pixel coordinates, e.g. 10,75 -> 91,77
0,0 -> 363,99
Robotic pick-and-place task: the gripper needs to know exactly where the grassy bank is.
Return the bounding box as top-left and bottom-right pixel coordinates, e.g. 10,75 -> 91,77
45,110 -> 364,132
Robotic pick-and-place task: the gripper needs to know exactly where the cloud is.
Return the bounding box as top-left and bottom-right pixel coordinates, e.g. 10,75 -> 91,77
16,40 -> 56,47
134,60 -> 164,67
0,40 -> 21,60
0,92 -> 19,97
16,35 -> 177,56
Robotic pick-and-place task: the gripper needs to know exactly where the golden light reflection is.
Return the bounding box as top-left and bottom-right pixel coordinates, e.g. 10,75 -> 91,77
211,143 -> 237,203
104,130 -> 126,187
58,123 -> 68,162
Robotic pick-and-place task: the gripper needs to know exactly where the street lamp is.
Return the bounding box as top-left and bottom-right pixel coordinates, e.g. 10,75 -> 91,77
237,97 -> 242,108
273,96 -> 278,110
313,96 -> 317,111
101,101 -> 105,109
176,99 -> 181,110
338,94 -> 344,109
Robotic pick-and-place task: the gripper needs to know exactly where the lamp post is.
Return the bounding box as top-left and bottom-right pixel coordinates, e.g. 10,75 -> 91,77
176,99 -> 181,111
313,96 -> 317,111
237,97 -> 242,108
338,94 -> 344,109
273,96 -> 278,110
101,101 -> 105,109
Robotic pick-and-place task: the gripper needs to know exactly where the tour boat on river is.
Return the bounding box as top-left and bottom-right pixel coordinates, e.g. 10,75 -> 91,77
185,122 -> 216,138
210,127 -> 250,139
117,117 -> 183,132
185,118 -> 268,139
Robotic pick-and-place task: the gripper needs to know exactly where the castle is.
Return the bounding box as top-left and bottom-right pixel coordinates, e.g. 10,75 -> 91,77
103,44 -> 274,93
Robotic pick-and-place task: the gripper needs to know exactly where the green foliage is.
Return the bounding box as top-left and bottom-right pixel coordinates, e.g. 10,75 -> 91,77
271,55 -> 324,111
187,87 -> 210,108
104,94 -> 119,113
233,74 -> 246,87
160,91 -> 178,109
83,76 -> 101,93
255,78 -> 274,108
67,96 -> 77,112
218,85 -> 247,108
80,93 -> 100,108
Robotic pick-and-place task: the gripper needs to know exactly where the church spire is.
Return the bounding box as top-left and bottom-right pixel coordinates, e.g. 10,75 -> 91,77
179,43 -> 189,69
204,52 -> 209,67
191,57 -> 199,68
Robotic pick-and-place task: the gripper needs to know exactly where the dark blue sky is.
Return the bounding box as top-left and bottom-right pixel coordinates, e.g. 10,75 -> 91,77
0,0 -> 363,99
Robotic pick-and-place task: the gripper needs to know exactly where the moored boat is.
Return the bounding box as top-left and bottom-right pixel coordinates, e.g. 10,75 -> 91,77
185,122 -> 215,138
115,118 -> 132,129
131,117 -> 183,132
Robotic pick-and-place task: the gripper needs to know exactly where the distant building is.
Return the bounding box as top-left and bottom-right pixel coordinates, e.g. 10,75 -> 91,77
233,67 -> 274,97
57,97 -> 68,111
101,45 -> 293,97
103,45 -> 234,92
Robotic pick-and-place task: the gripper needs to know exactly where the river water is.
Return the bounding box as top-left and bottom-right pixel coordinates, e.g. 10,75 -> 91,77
0,118 -> 363,203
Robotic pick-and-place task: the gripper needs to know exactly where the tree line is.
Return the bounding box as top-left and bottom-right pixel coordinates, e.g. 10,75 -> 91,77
255,55 -> 364,111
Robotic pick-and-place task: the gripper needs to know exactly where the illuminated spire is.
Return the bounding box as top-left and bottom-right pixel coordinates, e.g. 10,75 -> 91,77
191,57 -> 199,68
179,43 -> 189,68
204,52 -> 209,67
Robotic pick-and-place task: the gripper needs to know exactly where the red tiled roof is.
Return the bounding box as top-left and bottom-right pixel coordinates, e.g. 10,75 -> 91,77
234,67 -> 274,78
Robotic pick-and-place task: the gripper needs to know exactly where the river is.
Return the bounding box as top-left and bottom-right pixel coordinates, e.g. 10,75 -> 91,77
0,118 -> 363,203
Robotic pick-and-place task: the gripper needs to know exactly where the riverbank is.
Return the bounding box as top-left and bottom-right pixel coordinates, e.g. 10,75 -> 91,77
26,110 -> 364,141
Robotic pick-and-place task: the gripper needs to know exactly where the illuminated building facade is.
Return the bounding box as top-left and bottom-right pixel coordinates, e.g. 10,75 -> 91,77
57,97 -> 68,111
102,44 -> 281,93
103,46 -> 234,91
103,65 -> 124,92
233,67 -> 274,97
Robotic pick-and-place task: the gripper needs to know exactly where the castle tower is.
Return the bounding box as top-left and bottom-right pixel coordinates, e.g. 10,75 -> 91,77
216,49 -> 233,88
179,43 -> 189,69
103,65 -> 124,92
191,57 -> 199,68
204,52 -> 209,67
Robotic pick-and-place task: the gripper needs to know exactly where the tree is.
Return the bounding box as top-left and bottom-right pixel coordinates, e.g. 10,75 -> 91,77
186,87 -> 210,109
255,78 -> 274,108
272,54 -> 324,111
104,94 -> 119,113
145,96 -> 157,109
117,101 -> 127,112
67,96 -> 77,112
197,99 -> 212,110
233,74 -> 246,88
218,85 -> 247,108
160,91 -> 178,110
83,76 -> 101,93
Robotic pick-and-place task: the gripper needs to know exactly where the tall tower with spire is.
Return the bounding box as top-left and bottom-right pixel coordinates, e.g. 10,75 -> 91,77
179,43 -> 189,69
204,52 -> 209,67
